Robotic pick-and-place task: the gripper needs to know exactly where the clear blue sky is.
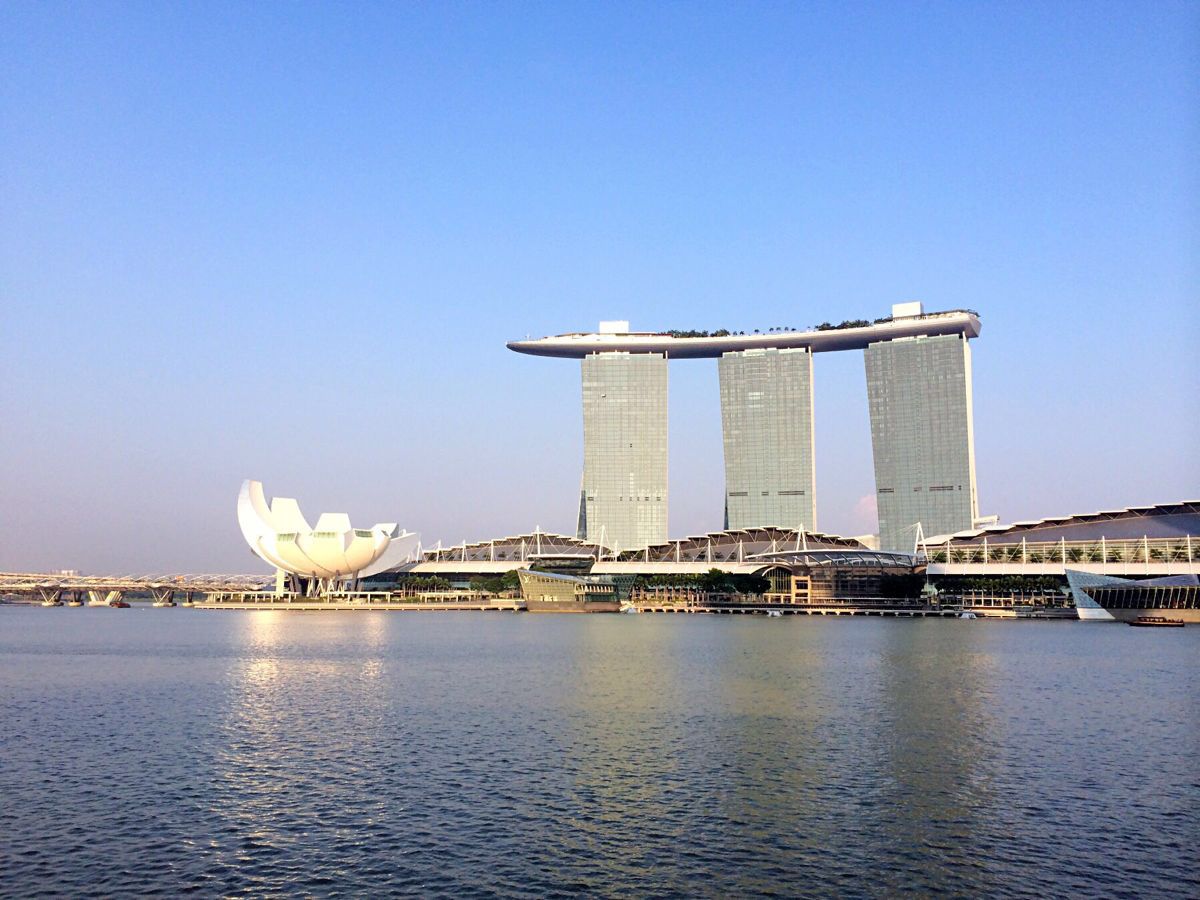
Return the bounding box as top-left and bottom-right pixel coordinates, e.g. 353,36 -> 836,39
2,1 -> 1197,573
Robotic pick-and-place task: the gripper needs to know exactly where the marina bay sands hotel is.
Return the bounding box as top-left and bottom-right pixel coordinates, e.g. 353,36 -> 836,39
508,303 -> 984,553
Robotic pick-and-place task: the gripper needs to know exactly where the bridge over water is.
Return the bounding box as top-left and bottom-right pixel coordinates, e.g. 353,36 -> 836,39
0,572 -> 274,606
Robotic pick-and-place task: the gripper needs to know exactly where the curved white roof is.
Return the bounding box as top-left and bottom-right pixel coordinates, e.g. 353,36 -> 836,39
237,480 -> 416,580
507,310 -> 981,359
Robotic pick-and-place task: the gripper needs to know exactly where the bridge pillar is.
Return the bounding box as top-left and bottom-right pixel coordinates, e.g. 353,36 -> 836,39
36,587 -> 63,604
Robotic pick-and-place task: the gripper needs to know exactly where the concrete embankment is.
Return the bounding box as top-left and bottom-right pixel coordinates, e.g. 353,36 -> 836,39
197,599 -> 525,611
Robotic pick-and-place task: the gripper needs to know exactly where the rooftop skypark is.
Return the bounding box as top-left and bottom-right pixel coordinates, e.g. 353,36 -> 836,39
664,309 -> 983,339
506,307 -> 981,359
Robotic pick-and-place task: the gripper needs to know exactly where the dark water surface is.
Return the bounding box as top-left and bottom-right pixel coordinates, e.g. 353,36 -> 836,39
1,608 -> 1197,898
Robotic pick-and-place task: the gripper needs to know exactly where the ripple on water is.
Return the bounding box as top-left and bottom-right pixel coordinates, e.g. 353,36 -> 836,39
0,610 -> 1198,897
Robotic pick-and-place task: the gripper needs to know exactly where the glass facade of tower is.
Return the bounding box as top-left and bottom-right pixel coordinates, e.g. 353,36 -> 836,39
865,334 -> 978,551
580,352 -> 668,552
718,348 -> 816,531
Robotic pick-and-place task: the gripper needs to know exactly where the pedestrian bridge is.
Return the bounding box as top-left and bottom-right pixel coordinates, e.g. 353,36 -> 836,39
0,571 -> 273,605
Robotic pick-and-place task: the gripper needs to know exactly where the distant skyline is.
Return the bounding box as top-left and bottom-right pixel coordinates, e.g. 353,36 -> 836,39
2,1 -> 1197,572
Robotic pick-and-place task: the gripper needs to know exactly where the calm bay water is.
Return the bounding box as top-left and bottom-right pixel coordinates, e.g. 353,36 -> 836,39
0,607 -> 1197,898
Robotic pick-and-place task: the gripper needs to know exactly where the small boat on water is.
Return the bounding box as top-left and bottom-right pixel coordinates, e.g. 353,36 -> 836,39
959,611 -> 978,619
1128,616 -> 1184,628
766,610 -> 783,617
108,599 -> 131,608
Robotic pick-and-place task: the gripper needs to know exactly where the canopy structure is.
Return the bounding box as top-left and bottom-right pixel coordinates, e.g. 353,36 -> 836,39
237,480 -> 416,593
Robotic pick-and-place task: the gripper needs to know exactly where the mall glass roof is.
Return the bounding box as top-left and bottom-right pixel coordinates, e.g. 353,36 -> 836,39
751,549 -> 918,569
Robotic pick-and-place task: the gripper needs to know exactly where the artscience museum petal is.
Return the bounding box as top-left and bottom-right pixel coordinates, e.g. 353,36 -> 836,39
236,480 -> 416,591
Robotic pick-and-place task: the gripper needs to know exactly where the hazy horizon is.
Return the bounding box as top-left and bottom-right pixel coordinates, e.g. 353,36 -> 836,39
3,2 -> 1197,573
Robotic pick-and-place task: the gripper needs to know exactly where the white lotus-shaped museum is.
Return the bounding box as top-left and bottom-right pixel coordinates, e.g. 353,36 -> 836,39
237,480 -> 416,589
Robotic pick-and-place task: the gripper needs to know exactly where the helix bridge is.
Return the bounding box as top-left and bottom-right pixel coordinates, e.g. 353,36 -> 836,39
0,571 -> 274,606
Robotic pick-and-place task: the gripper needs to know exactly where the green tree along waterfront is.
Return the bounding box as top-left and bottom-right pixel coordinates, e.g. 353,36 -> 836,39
366,572 -> 523,595
469,570 -> 521,595
382,575 -> 453,591
932,574 -> 1068,594
633,568 -> 770,595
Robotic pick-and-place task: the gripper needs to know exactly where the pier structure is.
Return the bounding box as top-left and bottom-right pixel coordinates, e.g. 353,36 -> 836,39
509,304 -> 984,552
199,590 -> 525,611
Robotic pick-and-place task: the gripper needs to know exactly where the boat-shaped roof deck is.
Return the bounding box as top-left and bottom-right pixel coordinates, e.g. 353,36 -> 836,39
507,310 -> 981,359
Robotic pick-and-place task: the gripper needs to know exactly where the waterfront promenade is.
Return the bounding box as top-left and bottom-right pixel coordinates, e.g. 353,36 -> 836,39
4,578 -> 1071,618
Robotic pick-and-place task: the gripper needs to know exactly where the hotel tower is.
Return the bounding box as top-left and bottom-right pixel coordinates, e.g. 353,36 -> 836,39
509,304 -> 983,552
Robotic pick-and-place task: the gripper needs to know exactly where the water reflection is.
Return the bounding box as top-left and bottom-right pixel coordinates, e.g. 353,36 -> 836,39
4,607 -> 1193,896
699,620 -> 839,890
561,618 -> 688,829
242,607 -> 283,644
870,621 -> 1001,894
356,612 -> 387,683
204,611 -> 400,888
551,618 -> 1009,893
